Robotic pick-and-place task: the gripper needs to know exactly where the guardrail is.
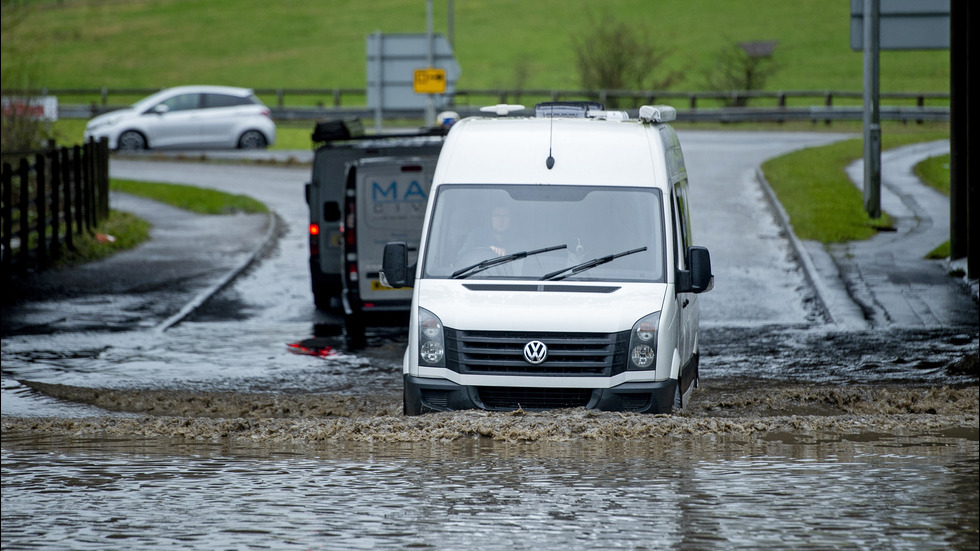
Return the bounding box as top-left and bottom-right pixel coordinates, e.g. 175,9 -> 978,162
11,87 -> 950,123
1,138 -> 110,274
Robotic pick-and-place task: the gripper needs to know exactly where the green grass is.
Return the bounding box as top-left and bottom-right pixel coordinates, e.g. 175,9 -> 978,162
51,210 -> 151,268
110,179 -> 268,215
3,0 -> 949,98
913,153 -> 951,196
913,153 -> 951,258
761,127 -> 949,243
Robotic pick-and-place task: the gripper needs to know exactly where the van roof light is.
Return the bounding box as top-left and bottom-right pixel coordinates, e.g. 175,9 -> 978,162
638,105 -> 677,123
480,104 -> 526,116
534,101 -> 603,118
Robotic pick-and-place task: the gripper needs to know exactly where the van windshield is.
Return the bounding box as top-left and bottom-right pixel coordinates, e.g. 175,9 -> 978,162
422,184 -> 666,282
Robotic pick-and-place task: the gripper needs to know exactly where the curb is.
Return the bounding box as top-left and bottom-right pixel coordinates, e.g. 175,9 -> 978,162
754,167 -> 836,325
153,211 -> 281,332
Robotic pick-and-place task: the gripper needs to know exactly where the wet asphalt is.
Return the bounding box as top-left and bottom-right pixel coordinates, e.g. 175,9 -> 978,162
6,136 -> 974,337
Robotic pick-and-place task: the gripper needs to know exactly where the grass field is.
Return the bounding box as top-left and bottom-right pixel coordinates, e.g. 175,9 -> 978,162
3,0 -> 950,100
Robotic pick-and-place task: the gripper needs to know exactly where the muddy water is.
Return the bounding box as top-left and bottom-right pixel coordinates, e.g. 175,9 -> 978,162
3,429 -> 978,550
3,317 -> 978,548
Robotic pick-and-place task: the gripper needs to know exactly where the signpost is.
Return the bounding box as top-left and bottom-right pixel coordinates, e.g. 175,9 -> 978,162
366,33 -> 460,131
850,0 -> 951,219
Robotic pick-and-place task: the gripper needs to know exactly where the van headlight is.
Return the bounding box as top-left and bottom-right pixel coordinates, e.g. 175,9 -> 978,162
628,312 -> 660,370
418,307 -> 446,367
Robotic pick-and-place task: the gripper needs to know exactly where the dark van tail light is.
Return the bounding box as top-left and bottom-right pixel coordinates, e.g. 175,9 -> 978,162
309,223 -> 320,256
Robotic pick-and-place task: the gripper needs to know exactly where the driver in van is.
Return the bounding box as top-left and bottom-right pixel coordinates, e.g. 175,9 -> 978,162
460,205 -> 518,257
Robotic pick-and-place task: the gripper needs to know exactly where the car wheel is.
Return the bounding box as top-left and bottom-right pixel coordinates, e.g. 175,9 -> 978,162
117,131 -> 147,152
238,130 -> 267,149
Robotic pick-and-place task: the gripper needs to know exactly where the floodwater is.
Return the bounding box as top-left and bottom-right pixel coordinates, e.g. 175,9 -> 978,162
3,426 -> 978,550
3,140 -> 979,549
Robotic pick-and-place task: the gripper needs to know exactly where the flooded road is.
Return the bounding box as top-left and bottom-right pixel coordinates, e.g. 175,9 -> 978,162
3,132 -> 978,549
3,432 -> 977,550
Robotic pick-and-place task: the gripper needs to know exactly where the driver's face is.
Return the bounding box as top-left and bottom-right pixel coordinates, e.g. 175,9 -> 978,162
491,207 -> 510,233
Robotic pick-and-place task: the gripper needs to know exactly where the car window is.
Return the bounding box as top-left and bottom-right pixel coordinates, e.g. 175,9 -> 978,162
203,93 -> 253,109
158,93 -> 201,112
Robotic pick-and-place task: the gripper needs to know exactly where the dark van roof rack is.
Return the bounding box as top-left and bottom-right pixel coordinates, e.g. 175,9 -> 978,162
312,118 -> 447,145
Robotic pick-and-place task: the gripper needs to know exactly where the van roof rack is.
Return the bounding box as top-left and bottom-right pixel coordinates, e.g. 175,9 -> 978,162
312,118 -> 447,144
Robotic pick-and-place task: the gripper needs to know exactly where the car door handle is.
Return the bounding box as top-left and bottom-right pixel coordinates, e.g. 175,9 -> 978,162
682,298 -> 690,308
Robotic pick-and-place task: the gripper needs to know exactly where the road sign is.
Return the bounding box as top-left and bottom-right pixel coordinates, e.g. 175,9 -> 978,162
414,68 -> 447,94
850,0 -> 950,50
366,32 -> 461,110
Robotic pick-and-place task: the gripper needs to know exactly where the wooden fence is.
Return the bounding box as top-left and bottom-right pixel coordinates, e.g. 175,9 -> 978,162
1,138 -> 110,274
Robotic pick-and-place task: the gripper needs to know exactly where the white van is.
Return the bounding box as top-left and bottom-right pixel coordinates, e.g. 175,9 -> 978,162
382,103 -> 712,415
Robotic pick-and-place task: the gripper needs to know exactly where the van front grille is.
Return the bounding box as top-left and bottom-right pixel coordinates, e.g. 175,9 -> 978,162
445,329 -> 630,376
476,387 -> 594,410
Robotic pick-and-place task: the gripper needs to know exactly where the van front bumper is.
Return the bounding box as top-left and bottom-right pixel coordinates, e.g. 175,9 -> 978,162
404,374 -> 676,415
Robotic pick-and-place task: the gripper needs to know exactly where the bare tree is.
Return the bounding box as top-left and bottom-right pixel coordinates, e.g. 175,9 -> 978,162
572,15 -> 679,108
703,41 -> 780,107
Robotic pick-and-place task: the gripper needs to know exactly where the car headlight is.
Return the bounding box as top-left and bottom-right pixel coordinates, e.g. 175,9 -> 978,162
418,307 -> 446,367
628,312 -> 660,370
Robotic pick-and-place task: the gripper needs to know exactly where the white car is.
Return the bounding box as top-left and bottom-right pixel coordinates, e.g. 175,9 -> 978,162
84,85 -> 276,151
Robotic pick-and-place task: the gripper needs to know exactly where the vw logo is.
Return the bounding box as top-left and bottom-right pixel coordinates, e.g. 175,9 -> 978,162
523,340 -> 548,365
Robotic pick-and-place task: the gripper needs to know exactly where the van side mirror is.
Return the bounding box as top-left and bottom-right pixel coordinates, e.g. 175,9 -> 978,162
381,242 -> 414,288
687,246 -> 713,293
323,201 -> 341,222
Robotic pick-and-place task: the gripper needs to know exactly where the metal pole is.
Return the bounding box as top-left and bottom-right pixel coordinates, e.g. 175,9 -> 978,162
862,0 -> 882,218
425,0 -> 436,127
373,31 -> 384,133
448,0 -> 455,51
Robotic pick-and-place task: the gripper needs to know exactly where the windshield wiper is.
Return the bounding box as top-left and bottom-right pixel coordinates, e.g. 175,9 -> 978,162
540,247 -> 647,281
451,244 -> 567,279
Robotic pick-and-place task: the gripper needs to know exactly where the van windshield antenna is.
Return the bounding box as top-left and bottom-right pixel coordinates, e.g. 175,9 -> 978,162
546,105 -> 556,169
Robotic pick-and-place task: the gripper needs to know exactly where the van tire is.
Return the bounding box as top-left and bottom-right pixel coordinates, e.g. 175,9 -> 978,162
403,385 -> 422,416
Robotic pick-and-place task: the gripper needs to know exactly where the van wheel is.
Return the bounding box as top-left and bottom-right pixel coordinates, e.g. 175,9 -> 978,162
403,385 -> 422,416
673,382 -> 683,409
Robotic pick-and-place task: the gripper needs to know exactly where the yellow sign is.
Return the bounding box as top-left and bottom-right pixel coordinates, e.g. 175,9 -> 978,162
413,68 -> 447,94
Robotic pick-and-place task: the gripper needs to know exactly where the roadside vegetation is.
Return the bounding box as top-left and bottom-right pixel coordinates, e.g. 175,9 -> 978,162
761,125 -> 949,244
110,179 -> 268,215
50,210 -> 150,268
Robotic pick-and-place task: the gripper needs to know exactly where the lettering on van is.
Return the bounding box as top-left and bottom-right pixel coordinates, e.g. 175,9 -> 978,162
371,180 -> 428,203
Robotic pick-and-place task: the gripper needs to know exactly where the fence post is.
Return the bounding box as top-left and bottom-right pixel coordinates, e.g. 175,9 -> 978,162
824,91 -> 833,126
63,147 -> 75,251
50,150 -> 61,261
98,138 -> 110,220
84,140 -> 96,230
1,162 -> 11,270
17,159 -> 30,268
72,145 -> 84,235
36,152 -> 47,269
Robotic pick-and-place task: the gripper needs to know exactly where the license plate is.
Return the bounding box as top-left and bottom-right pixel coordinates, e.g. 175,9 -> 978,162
369,279 -> 398,291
